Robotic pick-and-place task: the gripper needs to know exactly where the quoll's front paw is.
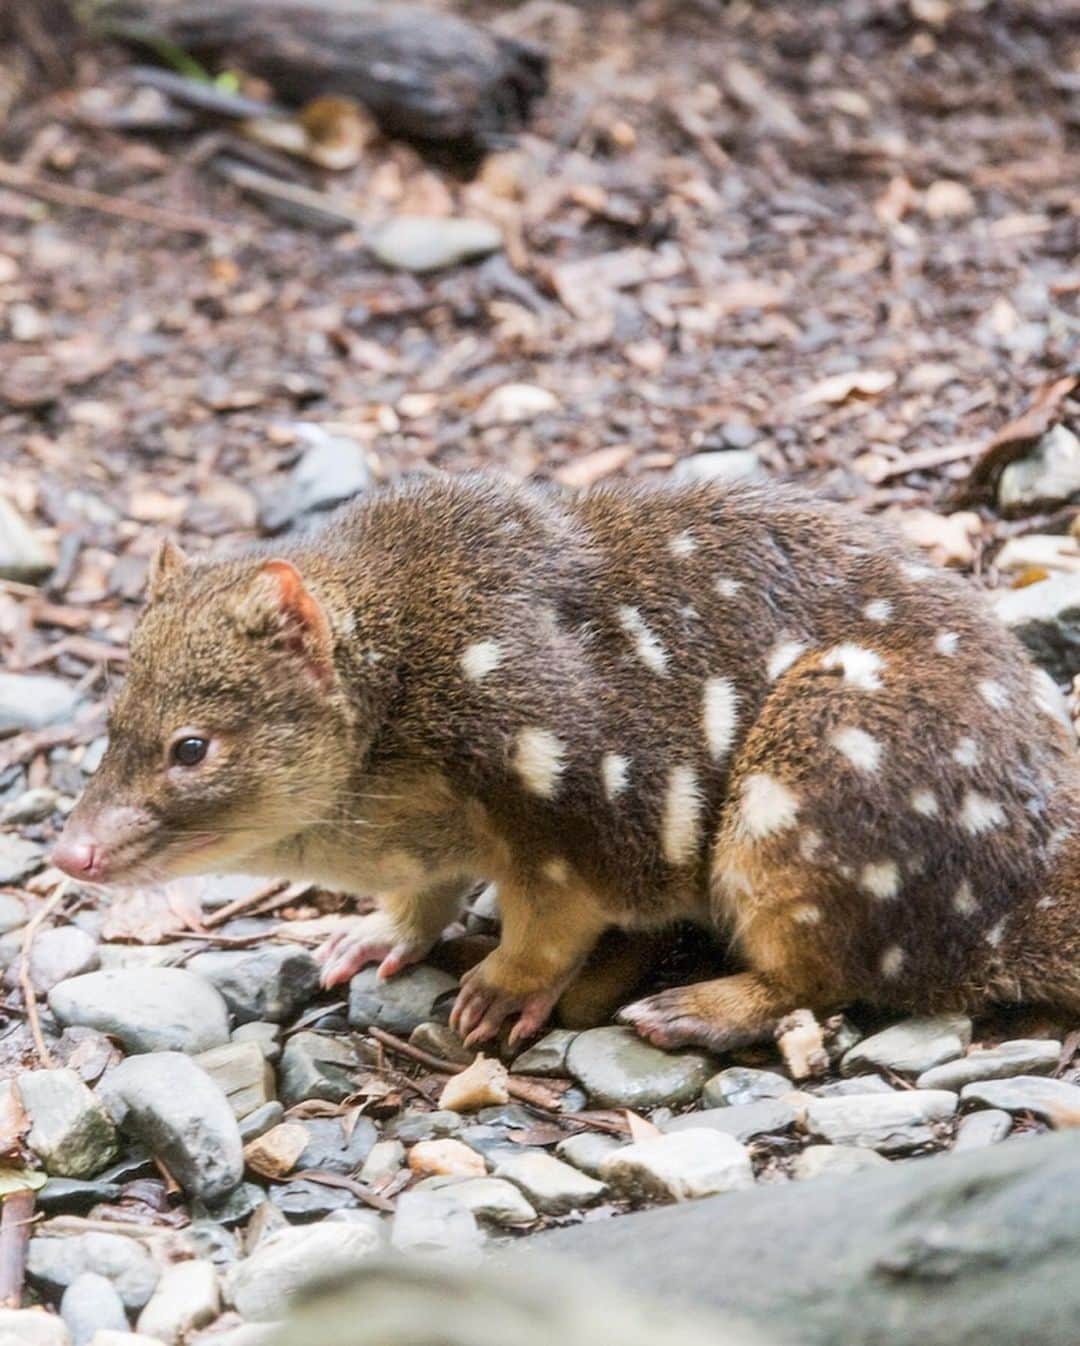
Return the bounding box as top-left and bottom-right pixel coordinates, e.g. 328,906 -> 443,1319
316,912 -> 430,989
449,951 -> 564,1048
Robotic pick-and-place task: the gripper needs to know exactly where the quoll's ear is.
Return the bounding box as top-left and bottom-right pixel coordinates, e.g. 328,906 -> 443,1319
235,558 -> 334,689
147,539 -> 189,603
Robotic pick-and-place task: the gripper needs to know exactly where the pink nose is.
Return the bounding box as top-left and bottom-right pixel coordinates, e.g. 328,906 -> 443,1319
52,834 -> 103,880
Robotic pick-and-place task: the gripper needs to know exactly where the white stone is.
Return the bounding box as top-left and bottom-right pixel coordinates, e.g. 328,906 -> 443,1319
136,1259 -> 220,1342
803,1090 -> 957,1153
917,1039 -> 1060,1091
599,1129 -> 753,1201
841,1015 -> 971,1077
494,1151 -> 605,1214
0,1309 -> 71,1346
223,1224 -> 380,1321
791,1144 -> 890,1181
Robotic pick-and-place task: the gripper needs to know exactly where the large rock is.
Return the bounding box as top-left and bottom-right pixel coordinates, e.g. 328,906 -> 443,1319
803,1090 -> 957,1153
993,574 -> 1080,683
28,1231 -> 160,1310
49,969 -> 230,1055
98,1052 -> 243,1201
961,1074 -> 1080,1122
0,671 -> 79,734
348,965 -> 457,1036
840,1015 -> 971,1077
565,1027 -> 713,1109
917,1040 -> 1060,1091
223,1223 -> 382,1321
600,1130 -> 753,1202
188,946 -> 319,1024
59,1271 -> 127,1346
17,1069 -> 119,1178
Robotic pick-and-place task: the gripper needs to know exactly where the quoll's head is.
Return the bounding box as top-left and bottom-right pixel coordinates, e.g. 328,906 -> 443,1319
53,539 -> 357,885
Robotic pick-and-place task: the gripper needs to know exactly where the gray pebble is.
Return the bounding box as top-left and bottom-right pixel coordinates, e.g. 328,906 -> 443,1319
565,1026 -> 713,1109
48,969 -> 230,1055
347,964 -> 457,1036
60,1271 -> 128,1346
188,946 -> 319,1025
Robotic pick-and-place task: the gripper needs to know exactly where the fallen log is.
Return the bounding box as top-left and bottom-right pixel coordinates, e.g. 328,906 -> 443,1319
91,0 -> 548,159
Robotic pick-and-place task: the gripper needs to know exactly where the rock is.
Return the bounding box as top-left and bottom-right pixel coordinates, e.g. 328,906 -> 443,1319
188,946 -> 319,1025
672,449 -> 764,486
923,178 -> 976,219
565,1027 -> 712,1109
840,1014 -> 971,1077
917,1039 -> 1061,1091
437,1056 -> 508,1113
662,1100 -> 797,1143
421,1176 -> 536,1226
999,425 -> 1080,512
48,969 -> 230,1055
811,1076 -> 896,1098
28,1232 -> 160,1310
37,1177 -> 123,1214
0,893 -> 27,935
0,1309 -> 71,1345
600,1130 -> 754,1202
385,1109 -> 462,1143
27,928 -> 100,995
995,533 -> 1080,577
803,1090 -> 957,1153
701,1067 -> 792,1108
244,1123 -> 309,1181
953,1108 -> 1013,1151
993,573 -> 1080,684
409,1022 -> 471,1065
0,498 -> 53,582
200,1182 -> 267,1231
791,1144 -> 891,1181
239,1101 -> 285,1144
0,833 -> 44,885
370,216 -> 502,274
1,786 -> 59,826
475,383 -> 559,427
408,1138 -> 486,1180
194,1042 -> 275,1119
223,1223 -> 381,1321
232,1021 -> 282,1064
89,1336 -> 163,1346
136,1259 -> 220,1342
295,1116 -> 378,1174
278,1031 -> 360,1106
961,1075 -> 1080,1123
97,1052 -> 244,1202
0,673 -> 81,736
17,1069 -> 119,1178
390,1190 -> 485,1261
271,1178 -> 359,1222
359,1138 -> 405,1186
188,1328 -> 278,1346
555,1131 -> 626,1177
259,426 -> 373,534
347,964 -> 457,1036
494,1151 -> 606,1214
511,1029 -> 578,1077
60,1273 -> 128,1346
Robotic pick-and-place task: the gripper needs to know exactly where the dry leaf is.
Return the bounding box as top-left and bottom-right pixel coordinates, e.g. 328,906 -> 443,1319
244,1122 -> 309,1180
961,375 -> 1079,502
776,1008 -> 828,1081
101,883 -> 205,944
800,369 -> 896,406
438,1054 -> 509,1113
553,445 -> 634,488
896,507 -> 981,567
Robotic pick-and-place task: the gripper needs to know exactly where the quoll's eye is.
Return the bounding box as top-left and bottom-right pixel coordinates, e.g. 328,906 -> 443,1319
172,736 -> 209,767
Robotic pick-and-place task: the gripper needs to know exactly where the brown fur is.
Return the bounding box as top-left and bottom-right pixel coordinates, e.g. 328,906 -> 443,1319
55,473 -> 1080,1050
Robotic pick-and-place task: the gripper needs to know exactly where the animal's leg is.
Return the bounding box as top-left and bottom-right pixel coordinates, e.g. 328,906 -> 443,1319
317,878 -> 467,987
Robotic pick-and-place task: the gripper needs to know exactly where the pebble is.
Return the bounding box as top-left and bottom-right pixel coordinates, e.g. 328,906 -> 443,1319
409,1022 -> 472,1065
370,215 -> 502,274
437,1055 -> 508,1113
672,449 -> 764,485
565,1026 -> 712,1109
0,833 -> 45,885
188,947 -> 319,1024
243,1123 -> 308,1181
702,1066 -> 792,1108
993,573 -> 1080,685
0,673 -> 81,735
916,1039 -> 1061,1091
239,1101 -> 285,1144
37,1177 -> 122,1215
359,1138 -> 405,1186
791,1144 -> 891,1181
494,1150 -> 606,1214
60,1272 -> 128,1346
385,1109 -> 462,1143
475,383 -> 560,427
0,893 -> 26,935
803,1090 -> 957,1153
0,1308 -> 71,1345
599,1129 -> 754,1202
17,1069 -> 119,1178
28,1231 -> 160,1310
511,1030 -> 578,1077
811,1076 -> 895,1098
223,1223 -> 381,1321
0,498 -> 53,583
27,928 -> 100,994
1,786 -> 59,826
258,426 -> 373,534
390,1190 -> 485,1261
923,178 -> 976,219
278,1031 -> 360,1106
554,1131 -> 626,1178
999,425 -> 1080,511
136,1259 -> 219,1342
952,1108 -> 1013,1152
232,1021 -> 282,1065
195,1042 -> 275,1120
271,1179 -> 358,1221
840,1014 -> 971,1077
960,1074 -> 1080,1123
295,1115 -> 378,1174
661,1100 -> 798,1143
186,1327 -> 279,1346
347,964 -> 457,1036
408,1138 -> 486,1179
48,969 -> 230,1055
418,1175 -> 537,1226
89,1335 -> 163,1346
97,1052 -> 244,1202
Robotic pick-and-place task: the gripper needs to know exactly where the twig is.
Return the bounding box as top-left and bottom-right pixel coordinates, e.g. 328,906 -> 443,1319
203,879 -> 304,929
291,1168 -> 396,1213
0,1189 -> 36,1308
0,161 -> 235,238
18,881 -> 70,1068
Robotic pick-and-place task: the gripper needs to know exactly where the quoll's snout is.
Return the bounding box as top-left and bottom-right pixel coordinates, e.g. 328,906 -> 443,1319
51,827 -> 103,881
51,803 -> 155,885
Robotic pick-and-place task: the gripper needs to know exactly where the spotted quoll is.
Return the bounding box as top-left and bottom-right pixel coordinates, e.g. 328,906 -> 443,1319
55,473 -> 1080,1050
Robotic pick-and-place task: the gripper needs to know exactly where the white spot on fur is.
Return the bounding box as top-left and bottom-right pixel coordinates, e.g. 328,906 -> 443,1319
902,562 -> 934,581
934,631 -> 959,656
830,726 -> 882,773
703,677 -> 739,761
542,858 -> 570,883
1048,825 -> 1073,856
911,789 -> 940,817
716,577 -> 742,598
960,791 -> 1005,835
799,829 -> 823,861
460,639 -> 502,681
986,917 -> 1007,948
952,737 -> 980,768
860,860 -> 900,899
669,531 -> 698,558
953,880 -> 978,916
617,605 -> 668,675
978,679 -> 1009,710
661,765 -> 703,867
738,773 -> 800,839
719,865 -> 753,899
601,752 -> 630,801
863,599 -> 892,623
512,728 -> 566,799
880,945 -> 905,978
821,643 -> 883,691
1037,894 -> 1057,910
767,639 -> 807,680
792,903 -> 822,925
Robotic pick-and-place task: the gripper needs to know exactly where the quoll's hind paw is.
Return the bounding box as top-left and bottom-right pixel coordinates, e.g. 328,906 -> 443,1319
618,989 -> 744,1054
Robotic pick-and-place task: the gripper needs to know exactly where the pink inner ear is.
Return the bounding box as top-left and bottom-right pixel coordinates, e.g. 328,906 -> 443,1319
260,559 -> 333,686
